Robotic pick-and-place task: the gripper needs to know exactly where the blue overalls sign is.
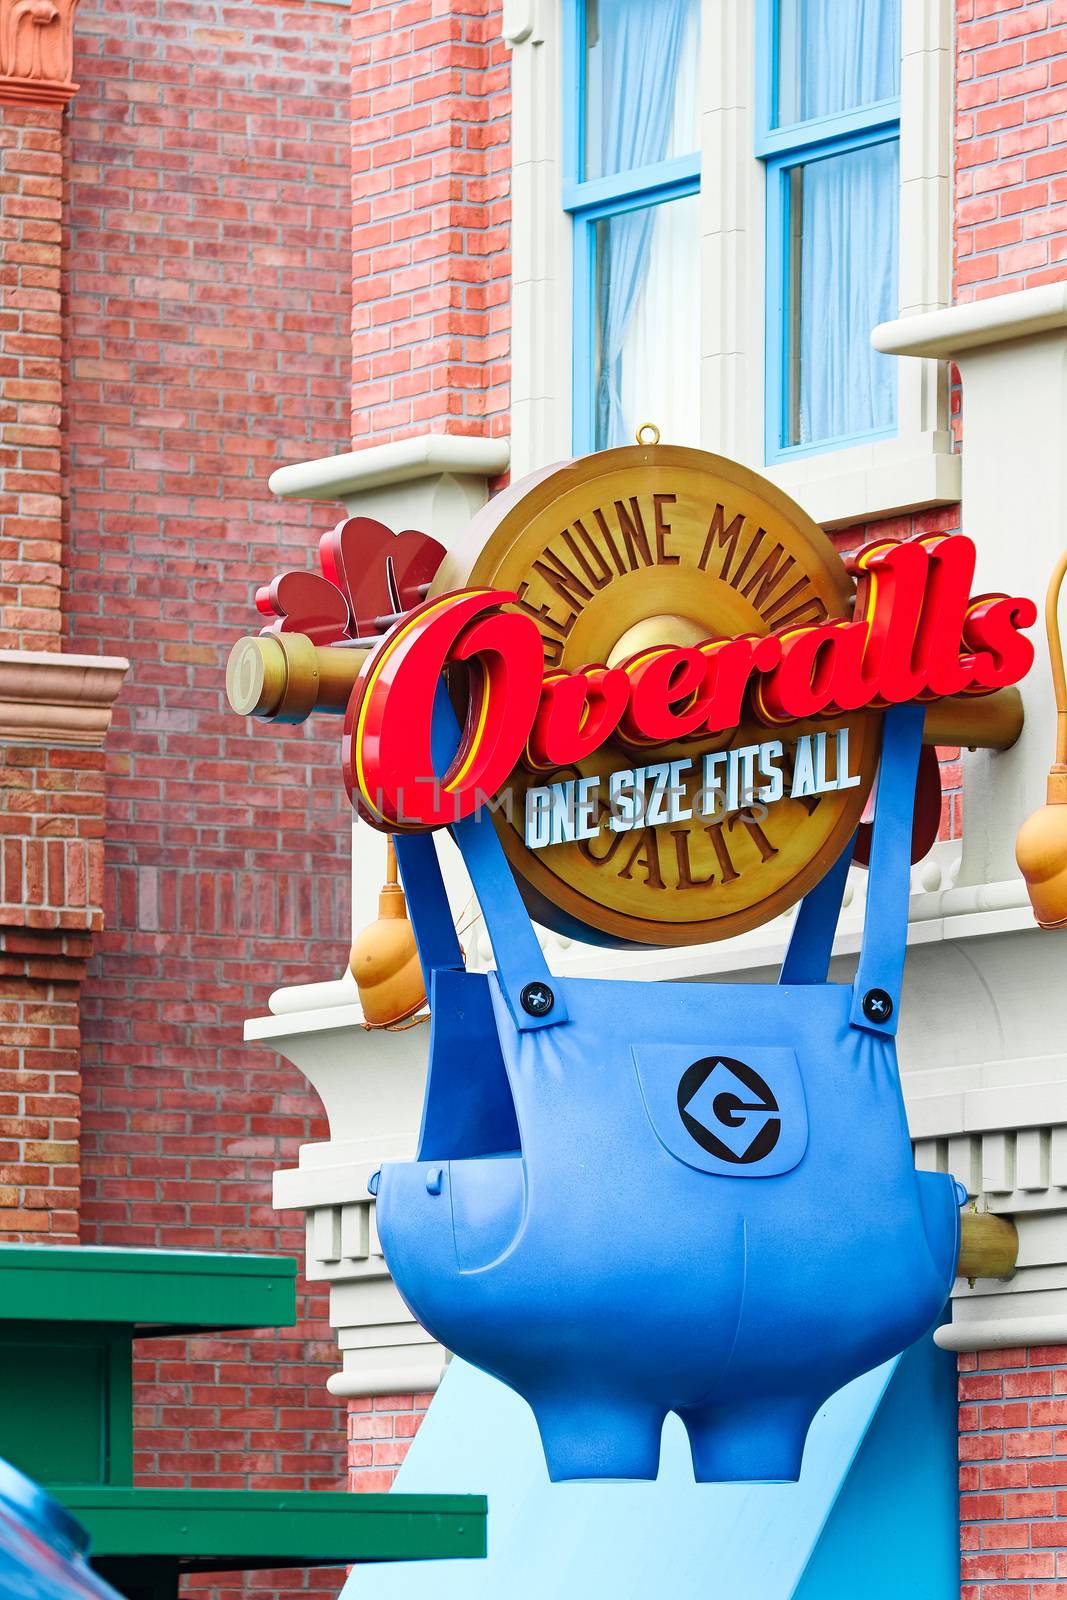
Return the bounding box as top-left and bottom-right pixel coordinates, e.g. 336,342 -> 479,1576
378,698 -> 962,1482
236,445 -> 1036,1486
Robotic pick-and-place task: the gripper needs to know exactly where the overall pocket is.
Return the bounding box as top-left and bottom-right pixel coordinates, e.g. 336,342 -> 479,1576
631,1042 -> 809,1178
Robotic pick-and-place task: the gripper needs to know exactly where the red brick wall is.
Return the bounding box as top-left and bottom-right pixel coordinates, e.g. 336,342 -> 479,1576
60,0 -> 356,1587
956,0 -> 1067,300
0,741 -> 107,1242
347,1390 -> 434,1491
0,928 -> 86,1244
0,101 -> 64,651
351,0 -> 511,442
960,1344 -> 1067,1599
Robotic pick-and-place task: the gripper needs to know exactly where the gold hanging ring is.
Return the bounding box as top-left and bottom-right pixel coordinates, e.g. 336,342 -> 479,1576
635,422 -> 661,446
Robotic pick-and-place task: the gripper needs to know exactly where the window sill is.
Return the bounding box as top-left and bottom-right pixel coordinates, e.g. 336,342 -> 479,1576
763,431 -> 960,530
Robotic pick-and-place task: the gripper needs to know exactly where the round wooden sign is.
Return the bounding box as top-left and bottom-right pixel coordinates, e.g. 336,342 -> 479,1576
436,444 -> 880,948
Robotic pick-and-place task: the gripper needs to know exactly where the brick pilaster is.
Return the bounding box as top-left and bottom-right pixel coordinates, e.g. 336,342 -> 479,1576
347,1392 -> 435,1491
0,670 -> 126,1242
350,0 -> 511,442
960,1346 -> 1067,1599
0,102 -> 64,653
0,1 -> 127,1245
341,0 -> 514,1485
0,929 -> 88,1240
956,0 -> 1067,300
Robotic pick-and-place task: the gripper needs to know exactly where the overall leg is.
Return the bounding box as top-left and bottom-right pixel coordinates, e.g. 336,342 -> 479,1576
526,1388 -> 668,1482
678,1393 -> 821,1484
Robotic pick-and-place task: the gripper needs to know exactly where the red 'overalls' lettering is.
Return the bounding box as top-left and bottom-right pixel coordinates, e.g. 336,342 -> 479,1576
344,535 -> 1036,832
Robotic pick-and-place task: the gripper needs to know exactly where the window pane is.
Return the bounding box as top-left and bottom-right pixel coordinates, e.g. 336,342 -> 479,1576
593,192 -> 700,451
777,0 -> 899,127
583,0 -> 699,182
786,139 -> 898,448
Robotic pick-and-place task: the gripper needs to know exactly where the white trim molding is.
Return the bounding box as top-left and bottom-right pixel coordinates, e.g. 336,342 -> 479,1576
267,434 -> 510,503
874,283 -> 1067,889
503,2 -> 573,479
873,281 -> 1067,359
936,1316 -> 1067,1354
249,1006 -> 448,1398
267,433 -> 510,540
872,281 -> 1067,1351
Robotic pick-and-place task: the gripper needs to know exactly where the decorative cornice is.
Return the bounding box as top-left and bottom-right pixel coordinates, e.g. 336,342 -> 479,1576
873,283 -> 1067,360
0,0 -> 80,107
935,1314 -> 1067,1353
267,433 -> 511,504
0,650 -> 129,746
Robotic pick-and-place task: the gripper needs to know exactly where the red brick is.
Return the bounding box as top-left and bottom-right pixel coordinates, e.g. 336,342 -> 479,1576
0,6 -> 363,1599
956,0 -> 1067,298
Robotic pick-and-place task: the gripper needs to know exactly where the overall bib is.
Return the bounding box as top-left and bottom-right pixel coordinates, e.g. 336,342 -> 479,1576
378,701 -> 961,1483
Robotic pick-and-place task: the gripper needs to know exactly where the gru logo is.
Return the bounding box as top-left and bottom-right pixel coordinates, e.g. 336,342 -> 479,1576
676,1056 -> 781,1165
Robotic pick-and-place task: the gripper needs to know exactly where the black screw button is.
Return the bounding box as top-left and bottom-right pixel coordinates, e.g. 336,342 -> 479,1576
862,988 -> 894,1023
520,982 -> 554,1017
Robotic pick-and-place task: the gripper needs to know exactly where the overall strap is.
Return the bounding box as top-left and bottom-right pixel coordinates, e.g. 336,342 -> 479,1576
849,701 -> 926,1037
780,704 -> 926,1017
392,681 -> 566,1034
391,830 -> 464,983
779,835 -> 855,987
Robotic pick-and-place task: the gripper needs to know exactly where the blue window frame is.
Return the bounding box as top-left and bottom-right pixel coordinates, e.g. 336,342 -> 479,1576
563,0 -> 701,455
757,0 -> 902,463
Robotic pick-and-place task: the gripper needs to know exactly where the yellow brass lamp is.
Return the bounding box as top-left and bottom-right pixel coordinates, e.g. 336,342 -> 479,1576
350,837 -> 428,1026
1017,549 -> 1067,927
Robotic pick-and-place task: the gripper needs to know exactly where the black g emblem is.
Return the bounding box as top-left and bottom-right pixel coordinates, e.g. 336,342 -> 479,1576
676,1056 -> 781,1165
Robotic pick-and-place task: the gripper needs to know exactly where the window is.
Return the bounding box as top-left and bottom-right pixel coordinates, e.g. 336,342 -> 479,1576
564,0 -> 701,453
758,0 -> 901,461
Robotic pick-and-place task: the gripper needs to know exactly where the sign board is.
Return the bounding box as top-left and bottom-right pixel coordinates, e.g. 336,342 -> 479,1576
344,445 -> 1035,947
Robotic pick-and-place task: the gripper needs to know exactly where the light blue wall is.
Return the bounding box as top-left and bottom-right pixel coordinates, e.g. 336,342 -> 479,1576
794,1334 -> 959,1600
343,1337 -> 957,1600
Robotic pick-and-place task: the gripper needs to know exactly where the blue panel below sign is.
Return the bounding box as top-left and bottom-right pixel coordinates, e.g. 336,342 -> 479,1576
794,1330 -> 959,1600
344,1337 -> 958,1600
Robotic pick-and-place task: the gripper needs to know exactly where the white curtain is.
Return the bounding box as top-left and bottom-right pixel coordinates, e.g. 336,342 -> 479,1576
778,0 -> 900,125
590,0 -> 699,449
786,0 -> 901,446
796,139 -> 899,445
616,193 -> 701,448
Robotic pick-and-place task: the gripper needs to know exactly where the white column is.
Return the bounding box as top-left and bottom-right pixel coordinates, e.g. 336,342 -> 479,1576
875,284 -> 1067,1352
874,284 -> 1067,889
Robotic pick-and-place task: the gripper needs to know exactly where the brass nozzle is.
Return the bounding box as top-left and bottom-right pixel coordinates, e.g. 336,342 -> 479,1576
226,634 -> 367,723
923,686 -> 1023,752
957,1210 -> 1018,1280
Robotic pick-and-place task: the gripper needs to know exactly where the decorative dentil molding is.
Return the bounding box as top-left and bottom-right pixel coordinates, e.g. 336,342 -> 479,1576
250,1007 -> 448,1398
0,0 -> 79,106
